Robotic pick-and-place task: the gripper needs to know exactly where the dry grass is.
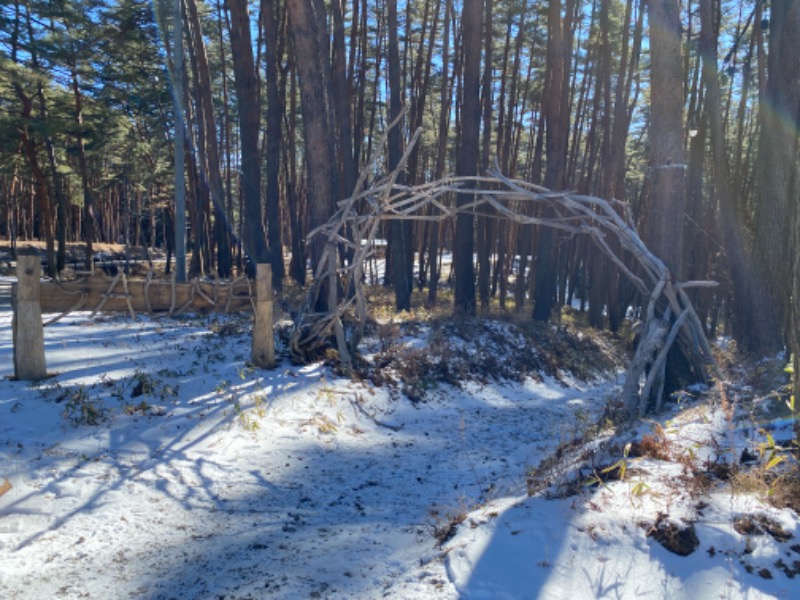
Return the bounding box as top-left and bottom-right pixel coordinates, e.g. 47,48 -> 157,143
629,424 -> 674,461
352,286 -> 626,398
731,468 -> 800,513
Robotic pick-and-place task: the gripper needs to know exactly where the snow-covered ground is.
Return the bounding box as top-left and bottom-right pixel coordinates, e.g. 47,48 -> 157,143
1,298 -> 798,599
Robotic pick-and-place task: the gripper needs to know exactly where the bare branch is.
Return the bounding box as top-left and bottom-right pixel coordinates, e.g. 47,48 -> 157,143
290,153 -> 717,416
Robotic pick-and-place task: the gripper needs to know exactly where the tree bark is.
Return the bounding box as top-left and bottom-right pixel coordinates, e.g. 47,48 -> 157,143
477,0 -> 494,309
15,88 -> 56,278
699,0 -> 773,354
646,0 -> 686,277
427,0 -> 452,308
262,0 -> 285,287
533,0 -> 573,322
70,61 -> 95,270
285,58 -> 306,285
753,0 -> 800,353
185,0 -> 228,277
646,0 -> 694,400
228,0 -> 269,273
172,0 -> 187,282
285,0 -> 339,307
330,0 -> 356,200
453,0 -> 483,315
387,0 -> 412,311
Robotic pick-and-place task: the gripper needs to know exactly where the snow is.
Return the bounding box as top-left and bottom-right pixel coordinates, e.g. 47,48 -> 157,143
447,489 -> 794,599
1,301 -> 799,599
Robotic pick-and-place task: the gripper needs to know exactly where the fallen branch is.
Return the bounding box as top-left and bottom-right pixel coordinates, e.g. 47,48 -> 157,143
350,395 -> 404,432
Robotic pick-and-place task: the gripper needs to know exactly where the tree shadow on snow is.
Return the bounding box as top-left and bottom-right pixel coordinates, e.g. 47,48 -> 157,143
455,404 -> 798,600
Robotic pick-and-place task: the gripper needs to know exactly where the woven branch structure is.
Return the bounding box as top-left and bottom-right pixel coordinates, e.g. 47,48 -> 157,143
290,129 -> 718,416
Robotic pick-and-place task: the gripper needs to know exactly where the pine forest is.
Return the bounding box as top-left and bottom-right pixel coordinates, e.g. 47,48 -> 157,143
2,1 -> 800,596
3,0 -> 798,364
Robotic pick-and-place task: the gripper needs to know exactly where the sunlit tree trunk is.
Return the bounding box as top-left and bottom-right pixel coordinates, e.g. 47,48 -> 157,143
533,0 -> 573,322
646,0 -> 686,277
646,0 -> 692,398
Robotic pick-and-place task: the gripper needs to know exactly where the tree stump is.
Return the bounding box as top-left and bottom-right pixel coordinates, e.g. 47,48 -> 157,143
13,251 -> 47,380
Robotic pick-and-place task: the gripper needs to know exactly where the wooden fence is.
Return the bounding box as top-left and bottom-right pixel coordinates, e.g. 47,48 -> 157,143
10,253 -> 275,380
35,271 -> 255,317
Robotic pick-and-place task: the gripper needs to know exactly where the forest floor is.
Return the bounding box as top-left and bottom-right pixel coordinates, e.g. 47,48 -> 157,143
1,264 -> 800,598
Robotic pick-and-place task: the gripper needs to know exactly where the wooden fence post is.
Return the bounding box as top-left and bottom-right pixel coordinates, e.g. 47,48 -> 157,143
251,263 -> 275,368
13,251 -> 47,380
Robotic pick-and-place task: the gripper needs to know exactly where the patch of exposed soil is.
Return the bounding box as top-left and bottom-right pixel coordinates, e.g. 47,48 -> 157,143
642,514 -> 700,556
733,514 -> 793,543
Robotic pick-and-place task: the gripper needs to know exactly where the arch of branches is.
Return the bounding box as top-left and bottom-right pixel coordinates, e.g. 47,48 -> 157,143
289,133 -> 717,417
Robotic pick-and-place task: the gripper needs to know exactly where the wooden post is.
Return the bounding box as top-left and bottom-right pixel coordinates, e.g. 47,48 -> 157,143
251,263 -> 275,368
13,251 -> 47,380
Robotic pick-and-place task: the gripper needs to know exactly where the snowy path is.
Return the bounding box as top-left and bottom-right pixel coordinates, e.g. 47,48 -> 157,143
0,311 -> 611,599
3,309 -> 795,599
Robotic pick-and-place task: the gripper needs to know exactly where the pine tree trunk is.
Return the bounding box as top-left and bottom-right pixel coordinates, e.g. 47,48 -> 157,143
646,0 -> 694,399
752,0 -> 800,354
228,0 -> 269,273
453,0 -> 482,315
285,0 -> 339,305
70,56 -> 95,269
262,0 -> 285,287
698,0 -> 770,353
427,0 -> 452,308
646,0 -> 686,277
533,0 -> 572,322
